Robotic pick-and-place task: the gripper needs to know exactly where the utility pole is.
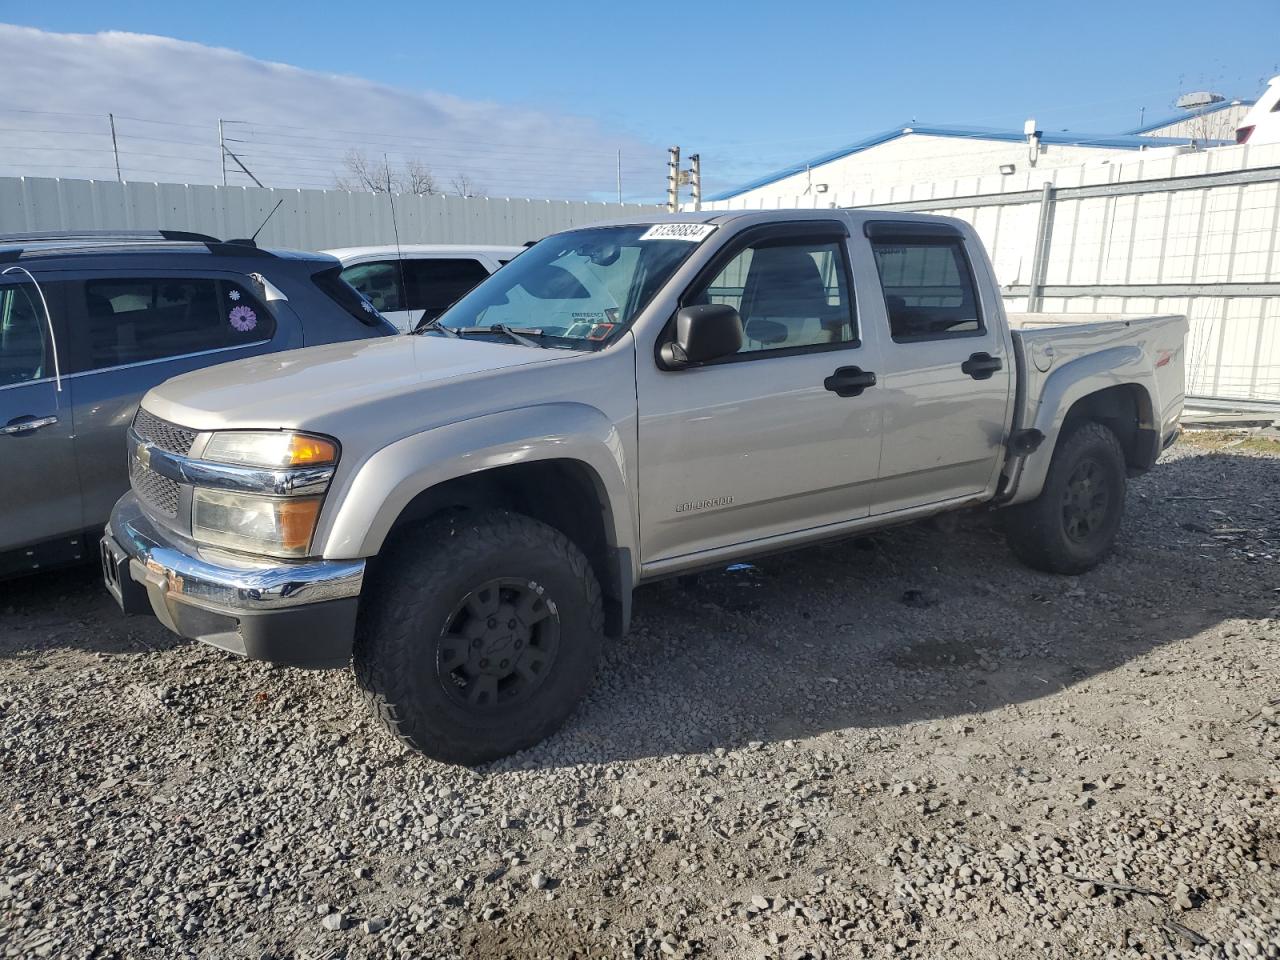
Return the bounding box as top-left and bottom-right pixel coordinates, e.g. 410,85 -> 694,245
616,149 -> 622,204
223,147 -> 264,188
219,119 -> 227,186
688,153 -> 701,211
666,145 -> 680,212
108,114 -> 122,183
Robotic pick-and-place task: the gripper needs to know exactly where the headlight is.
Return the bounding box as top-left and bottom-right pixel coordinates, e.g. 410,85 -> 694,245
192,490 -> 323,558
202,431 -> 338,469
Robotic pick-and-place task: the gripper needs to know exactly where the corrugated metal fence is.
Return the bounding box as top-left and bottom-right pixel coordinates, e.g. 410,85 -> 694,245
0,177 -> 663,250
704,142 -> 1280,408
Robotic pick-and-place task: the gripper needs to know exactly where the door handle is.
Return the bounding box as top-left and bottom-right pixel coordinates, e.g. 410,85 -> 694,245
823,366 -> 877,398
961,352 -> 1003,380
1,415 -> 58,436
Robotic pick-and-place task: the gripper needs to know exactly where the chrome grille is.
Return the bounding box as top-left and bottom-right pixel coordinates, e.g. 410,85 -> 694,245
132,409 -> 196,456
131,457 -> 181,518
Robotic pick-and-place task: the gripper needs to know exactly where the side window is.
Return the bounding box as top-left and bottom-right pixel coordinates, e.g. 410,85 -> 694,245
870,238 -> 983,342
340,261 -> 403,313
0,284 -> 48,387
694,238 -> 855,355
81,277 -> 274,371
405,259 -> 491,320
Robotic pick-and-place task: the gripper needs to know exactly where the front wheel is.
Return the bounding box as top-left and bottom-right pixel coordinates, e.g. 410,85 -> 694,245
1002,421 -> 1127,574
354,510 -> 603,764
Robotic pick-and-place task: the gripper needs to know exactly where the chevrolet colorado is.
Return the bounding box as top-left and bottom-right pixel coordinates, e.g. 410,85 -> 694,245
102,210 -> 1187,763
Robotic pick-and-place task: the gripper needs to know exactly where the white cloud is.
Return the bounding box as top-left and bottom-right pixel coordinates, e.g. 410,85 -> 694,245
0,24 -> 663,200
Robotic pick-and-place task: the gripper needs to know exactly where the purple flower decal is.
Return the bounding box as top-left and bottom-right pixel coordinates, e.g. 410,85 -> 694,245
228,305 -> 258,332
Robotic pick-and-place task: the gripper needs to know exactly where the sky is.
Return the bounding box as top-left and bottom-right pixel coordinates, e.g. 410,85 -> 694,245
1,1 -> 1278,201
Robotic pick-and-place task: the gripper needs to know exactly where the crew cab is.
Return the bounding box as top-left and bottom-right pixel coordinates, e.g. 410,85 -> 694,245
101,211 -> 1187,764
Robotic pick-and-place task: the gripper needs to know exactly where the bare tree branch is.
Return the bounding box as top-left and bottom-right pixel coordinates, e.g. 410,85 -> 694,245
334,151 -> 445,195
334,150 -> 399,193
406,159 -> 438,196
450,173 -> 485,198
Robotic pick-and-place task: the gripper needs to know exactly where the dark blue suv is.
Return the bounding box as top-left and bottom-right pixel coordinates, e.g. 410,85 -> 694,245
0,230 -> 396,578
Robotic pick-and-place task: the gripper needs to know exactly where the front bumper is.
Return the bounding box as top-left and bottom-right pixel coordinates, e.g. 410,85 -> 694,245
102,493 -> 364,668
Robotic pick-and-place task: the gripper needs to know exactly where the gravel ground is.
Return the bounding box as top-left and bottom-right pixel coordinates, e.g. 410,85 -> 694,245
1,433 -> 1277,960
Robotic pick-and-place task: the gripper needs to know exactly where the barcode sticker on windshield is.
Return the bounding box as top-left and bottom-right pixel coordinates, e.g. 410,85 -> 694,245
639,223 -> 717,242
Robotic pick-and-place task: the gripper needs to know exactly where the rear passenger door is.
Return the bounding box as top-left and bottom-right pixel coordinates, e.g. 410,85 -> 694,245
0,275 -> 82,565
863,222 -> 1013,515
63,271 -> 297,531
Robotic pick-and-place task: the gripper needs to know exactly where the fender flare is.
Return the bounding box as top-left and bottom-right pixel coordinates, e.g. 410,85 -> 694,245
1007,346 -> 1155,505
314,403 -> 636,569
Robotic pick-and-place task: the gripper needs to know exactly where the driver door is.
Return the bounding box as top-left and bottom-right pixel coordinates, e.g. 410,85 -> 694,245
636,222 -> 885,566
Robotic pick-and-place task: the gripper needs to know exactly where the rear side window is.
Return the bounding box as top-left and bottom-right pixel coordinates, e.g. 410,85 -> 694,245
340,258 -> 489,320
0,283 -> 49,386
312,266 -> 391,327
340,261 -> 403,312
80,277 -> 274,371
406,259 -> 490,320
870,238 -> 983,342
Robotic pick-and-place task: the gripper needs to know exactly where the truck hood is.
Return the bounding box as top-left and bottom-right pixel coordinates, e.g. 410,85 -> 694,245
141,334 -> 568,431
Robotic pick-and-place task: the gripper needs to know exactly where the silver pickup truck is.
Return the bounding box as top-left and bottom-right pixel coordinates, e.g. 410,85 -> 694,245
102,210 -> 1187,764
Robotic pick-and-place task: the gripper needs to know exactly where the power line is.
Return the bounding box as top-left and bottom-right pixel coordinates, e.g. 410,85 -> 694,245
221,117 -> 644,159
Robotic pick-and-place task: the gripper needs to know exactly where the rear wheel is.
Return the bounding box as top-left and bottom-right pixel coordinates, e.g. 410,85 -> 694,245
354,510 -> 603,764
1002,421 -> 1127,574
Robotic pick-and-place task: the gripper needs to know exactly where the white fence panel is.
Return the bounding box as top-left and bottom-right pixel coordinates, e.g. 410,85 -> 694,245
0,177 -> 663,250
699,144 -> 1280,405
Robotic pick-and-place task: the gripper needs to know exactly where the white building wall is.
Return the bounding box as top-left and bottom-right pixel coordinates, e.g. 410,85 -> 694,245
712,134 -> 1140,208
700,141 -> 1280,405
1139,104 -> 1251,142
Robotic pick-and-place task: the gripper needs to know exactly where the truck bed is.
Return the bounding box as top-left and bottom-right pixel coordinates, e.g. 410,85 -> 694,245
1007,311 -> 1189,467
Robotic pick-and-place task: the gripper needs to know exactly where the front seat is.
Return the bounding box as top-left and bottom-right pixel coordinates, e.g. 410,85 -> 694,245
739,246 -> 838,347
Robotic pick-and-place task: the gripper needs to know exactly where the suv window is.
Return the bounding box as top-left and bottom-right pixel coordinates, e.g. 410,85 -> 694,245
870,238 -> 983,342
341,258 -> 491,319
340,261 -> 403,312
80,277 -> 274,370
0,283 -> 49,387
407,259 -> 491,320
694,238 -> 855,355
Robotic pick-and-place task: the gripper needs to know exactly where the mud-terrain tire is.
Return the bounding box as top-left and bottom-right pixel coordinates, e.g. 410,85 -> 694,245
353,509 -> 603,765
1002,421 -> 1127,575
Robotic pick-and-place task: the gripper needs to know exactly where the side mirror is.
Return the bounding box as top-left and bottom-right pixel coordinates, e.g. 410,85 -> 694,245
659,304 -> 743,369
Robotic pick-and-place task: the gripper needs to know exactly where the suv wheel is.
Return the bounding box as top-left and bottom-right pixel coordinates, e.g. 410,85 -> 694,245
354,510 -> 603,764
1002,421 -> 1127,574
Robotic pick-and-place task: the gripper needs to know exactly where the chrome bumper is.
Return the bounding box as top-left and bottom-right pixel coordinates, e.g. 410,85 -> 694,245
104,493 -> 364,667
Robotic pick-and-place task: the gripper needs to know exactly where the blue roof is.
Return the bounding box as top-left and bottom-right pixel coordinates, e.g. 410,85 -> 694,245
1125,98 -> 1253,134
707,123 -> 1229,202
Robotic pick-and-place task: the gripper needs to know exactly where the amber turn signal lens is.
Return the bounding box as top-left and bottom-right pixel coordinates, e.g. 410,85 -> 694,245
277,497 -> 323,553
285,434 -> 338,466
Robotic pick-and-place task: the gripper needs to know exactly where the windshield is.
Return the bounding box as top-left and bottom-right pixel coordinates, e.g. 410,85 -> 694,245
429,224 -> 713,346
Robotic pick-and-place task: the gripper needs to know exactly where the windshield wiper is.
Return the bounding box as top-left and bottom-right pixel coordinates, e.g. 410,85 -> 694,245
455,324 -> 551,349
415,317 -> 460,337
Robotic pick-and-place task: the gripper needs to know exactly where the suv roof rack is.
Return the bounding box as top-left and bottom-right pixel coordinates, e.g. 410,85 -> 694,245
0,229 -> 275,258
0,229 -> 220,244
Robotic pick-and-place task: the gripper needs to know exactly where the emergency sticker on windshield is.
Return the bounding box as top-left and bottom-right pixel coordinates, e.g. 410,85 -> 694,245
639,223 -> 716,242
228,305 -> 258,332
